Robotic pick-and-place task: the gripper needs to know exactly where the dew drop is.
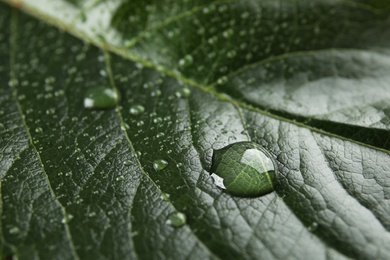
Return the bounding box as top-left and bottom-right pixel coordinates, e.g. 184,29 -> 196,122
123,160 -> 133,166
175,87 -> 191,99
9,226 -> 20,235
179,55 -> 193,67
116,175 -> 124,181
308,222 -> 319,232
151,89 -> 161,97
61,213 -> 74,224
210,142 -> 278,197
153,117 -> 163,124
153,159 -> 168,171
167,212 -> 186,228
35,127 -> 43,134
129,104 -> 145,115
83,86 -> 119,109
160,192 -> 170,201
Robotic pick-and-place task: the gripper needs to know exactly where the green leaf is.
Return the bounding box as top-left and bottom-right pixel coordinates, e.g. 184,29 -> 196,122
1,0 -> 390,259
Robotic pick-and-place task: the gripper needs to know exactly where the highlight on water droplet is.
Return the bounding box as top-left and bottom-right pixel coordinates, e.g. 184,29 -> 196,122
129,104 -> 145,115
175,87 -> 191,99
153,159 -> 168,171
84,86 -> 119,109
210,142 -> 278,197
167,211 -> 186,228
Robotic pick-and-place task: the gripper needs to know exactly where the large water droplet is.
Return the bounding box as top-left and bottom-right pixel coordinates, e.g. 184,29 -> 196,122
167,212 -> 186,228
84,86 -> 119,109
210,142 -> 278,197
153,159 -> 168,171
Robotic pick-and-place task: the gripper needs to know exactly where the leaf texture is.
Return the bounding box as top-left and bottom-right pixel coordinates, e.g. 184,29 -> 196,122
1,0 -> 390,259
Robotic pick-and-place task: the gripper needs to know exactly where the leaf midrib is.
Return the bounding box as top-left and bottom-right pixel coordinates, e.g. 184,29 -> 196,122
2,0 -> 389,158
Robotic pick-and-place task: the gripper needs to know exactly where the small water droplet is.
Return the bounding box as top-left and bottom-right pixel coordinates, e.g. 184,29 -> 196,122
9,226 -> 20,235
210,142 -> 278,197
179,55 -> 193,67
35,127 -> 43,134
88,212 -> 96,218
84,86 -> 119,109
151,89 -> 162,97
153,159 -> 168,171
124,160 -> 133,166
217,76 -> 228,85
167,212 -> 186,227
116,175 -> 124,181
308,222 -> 319,232
156,132 -> 165,138
160,192 -> 170,201
129,104 -> 145,115
153,117 -> 163,124
175,87 -> 191,99
61,213 -> 74,224
222,28 -> 234,38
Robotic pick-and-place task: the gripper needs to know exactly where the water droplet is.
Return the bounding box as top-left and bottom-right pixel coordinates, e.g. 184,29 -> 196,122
61,213 -> 74,224
84,86 -> 119,109
210,142 -> 278,197
9,226 -> 20,235
116,175 -> 124,181
129,104 -> 145,115
179,55 -> 193,67
153,117 -> 163,124
151,89 -> 161,97
222,28 -> 234,38
308,222 -> 319,232
217,76 -> 228,85
160,192 -> 170,201
156,132 -> 165,138
153,159 -> 168,171
175,87 -> 191,99
167,212 -> 186,228
124,160 -> 133,166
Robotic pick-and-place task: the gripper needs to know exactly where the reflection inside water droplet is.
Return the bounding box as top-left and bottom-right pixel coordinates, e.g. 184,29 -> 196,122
210,142 -> 278,197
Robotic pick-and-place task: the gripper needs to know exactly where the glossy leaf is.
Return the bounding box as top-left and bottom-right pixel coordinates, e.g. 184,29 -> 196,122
1,0 -> 390,259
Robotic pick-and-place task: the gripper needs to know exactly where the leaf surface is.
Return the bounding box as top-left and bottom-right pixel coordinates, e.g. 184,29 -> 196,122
1,0 -> 390,259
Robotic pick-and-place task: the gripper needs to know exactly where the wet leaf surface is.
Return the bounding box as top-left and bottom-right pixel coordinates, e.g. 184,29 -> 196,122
1,1 -> 390,259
